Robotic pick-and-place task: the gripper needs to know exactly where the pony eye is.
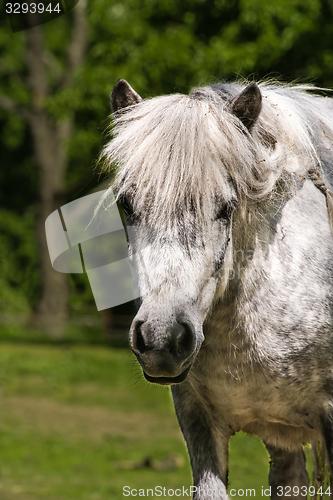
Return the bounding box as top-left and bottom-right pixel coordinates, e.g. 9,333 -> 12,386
118,195 -> 135,219
215,202 -> 234,221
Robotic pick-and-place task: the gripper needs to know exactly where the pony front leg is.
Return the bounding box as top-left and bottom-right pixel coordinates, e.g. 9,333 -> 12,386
172,384 -> 230,500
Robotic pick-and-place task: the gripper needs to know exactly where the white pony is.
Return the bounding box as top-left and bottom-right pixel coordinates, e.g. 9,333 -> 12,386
103,79 -> 333,499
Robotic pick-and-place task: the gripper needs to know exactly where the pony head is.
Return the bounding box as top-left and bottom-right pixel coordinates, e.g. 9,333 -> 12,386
102,79 -> 313,384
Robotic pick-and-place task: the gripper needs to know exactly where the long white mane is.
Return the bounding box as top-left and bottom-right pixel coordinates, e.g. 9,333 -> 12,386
102,82 -> 333,223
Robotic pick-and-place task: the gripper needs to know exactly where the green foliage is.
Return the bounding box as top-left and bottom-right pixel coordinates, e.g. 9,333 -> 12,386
0,210 -> 38,313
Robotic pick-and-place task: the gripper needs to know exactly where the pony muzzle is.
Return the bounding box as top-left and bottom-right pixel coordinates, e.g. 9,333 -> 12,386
130,318 -> 199,384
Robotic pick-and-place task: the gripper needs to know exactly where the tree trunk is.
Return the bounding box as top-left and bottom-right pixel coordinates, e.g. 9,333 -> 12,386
31,119 -> 69,337
34,214 -> 68,337
28,109 -> 70,336
25,3 -> 87,337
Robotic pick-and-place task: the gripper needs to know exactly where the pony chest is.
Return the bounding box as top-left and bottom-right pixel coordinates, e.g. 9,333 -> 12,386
188,374 -> 319,449
192,361 -> 321,439
218,380 -> 320,447
209,375 -> 290,423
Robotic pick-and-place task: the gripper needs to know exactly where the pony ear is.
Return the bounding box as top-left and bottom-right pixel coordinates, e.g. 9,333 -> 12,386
111,79 -> 142,112
231,83 -> 262,130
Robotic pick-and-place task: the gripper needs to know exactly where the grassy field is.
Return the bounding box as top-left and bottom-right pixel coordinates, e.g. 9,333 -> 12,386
0,333 -> 270,499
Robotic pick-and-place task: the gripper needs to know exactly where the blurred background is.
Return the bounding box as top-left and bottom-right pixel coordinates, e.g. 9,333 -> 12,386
0,0 -> 332,498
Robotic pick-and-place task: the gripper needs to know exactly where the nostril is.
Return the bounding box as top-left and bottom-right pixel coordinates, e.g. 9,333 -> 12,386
170,321 -> 195,358
132,321 -> 154,354
132,321 -> 145,354
179,322 -> 195,355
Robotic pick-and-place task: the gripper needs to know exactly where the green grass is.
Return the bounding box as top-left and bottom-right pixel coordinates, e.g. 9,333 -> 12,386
0,337 -> 270,499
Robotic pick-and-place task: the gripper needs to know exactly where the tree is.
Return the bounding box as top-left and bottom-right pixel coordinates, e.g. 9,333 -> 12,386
0,1 -> 88,335
28,2 -> 88,335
